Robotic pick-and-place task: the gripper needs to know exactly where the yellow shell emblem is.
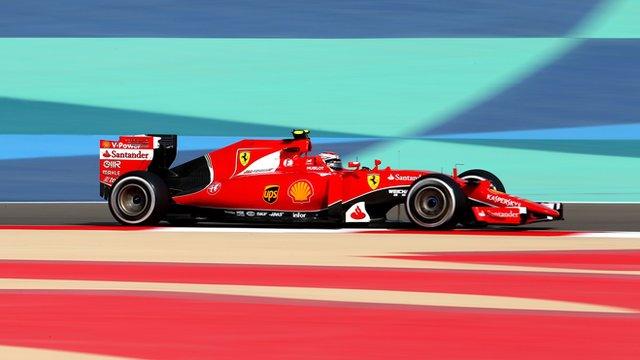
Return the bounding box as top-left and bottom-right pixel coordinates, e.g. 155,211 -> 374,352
288,180 -> 314,203
239,151 -> 251,166
367,174 -> 380,190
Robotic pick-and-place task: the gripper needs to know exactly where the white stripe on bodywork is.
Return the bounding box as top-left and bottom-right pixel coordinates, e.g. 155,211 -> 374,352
237,150 -> 281,176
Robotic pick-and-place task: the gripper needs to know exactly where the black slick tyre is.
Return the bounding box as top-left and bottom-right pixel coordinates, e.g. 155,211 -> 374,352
405,174 -> 467,229
459,169 -> 505,192
108,171 -> 170,225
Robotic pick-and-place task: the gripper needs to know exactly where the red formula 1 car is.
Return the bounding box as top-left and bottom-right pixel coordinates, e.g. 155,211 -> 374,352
99,130 -> 563,228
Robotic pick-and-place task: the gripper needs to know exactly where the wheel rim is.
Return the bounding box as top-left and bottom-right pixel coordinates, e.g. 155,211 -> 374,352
414,186 -> 448,220
117,184 -> 149,217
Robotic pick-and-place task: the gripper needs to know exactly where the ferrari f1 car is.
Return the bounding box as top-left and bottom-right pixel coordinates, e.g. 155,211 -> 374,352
99,130 -> 563,228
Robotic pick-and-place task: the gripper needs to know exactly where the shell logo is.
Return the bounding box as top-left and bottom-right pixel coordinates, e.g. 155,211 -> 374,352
288,180 -> 314,203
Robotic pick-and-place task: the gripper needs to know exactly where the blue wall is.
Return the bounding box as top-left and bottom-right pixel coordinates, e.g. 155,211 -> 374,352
1,0 -> 638,201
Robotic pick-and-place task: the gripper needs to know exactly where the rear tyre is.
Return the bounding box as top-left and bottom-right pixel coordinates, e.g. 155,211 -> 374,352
458,169 -> 505,228
108,171 -> 169,225
405,174 -> 467,229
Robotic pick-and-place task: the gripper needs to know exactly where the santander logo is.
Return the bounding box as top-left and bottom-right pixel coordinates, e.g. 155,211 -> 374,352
345,202 -> 370,223
100,149 -> 153,160
350,206 -> 366,220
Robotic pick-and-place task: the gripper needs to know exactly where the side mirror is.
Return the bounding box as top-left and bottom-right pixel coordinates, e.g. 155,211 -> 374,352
348,161 -> 361,169
373,159 -> 382,170
284,147 -> 300,153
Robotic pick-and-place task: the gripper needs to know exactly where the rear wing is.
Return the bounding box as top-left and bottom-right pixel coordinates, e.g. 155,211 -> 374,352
99,134 -> 177,198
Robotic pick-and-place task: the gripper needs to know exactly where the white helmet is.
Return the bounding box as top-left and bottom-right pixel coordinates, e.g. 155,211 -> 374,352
319,151 -> 342,170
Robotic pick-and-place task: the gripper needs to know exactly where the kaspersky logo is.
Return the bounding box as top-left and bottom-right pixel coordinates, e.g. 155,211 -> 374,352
486,193 -> 521,207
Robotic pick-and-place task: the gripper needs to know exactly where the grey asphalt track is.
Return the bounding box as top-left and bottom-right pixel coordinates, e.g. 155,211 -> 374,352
0,203 -> 638,231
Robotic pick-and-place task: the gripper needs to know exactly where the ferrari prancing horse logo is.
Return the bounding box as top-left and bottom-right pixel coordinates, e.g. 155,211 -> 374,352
239,151 -> 251,166
367,174 -> 380,190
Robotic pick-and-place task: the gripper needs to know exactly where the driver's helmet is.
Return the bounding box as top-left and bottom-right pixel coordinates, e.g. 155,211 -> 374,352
319,151 -> 342,170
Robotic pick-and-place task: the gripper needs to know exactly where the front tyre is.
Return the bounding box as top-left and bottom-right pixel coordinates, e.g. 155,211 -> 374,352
405,174 -> 467,229
458,169 -> 505,228
459,169 -> 505,192
108,172 -> 169,225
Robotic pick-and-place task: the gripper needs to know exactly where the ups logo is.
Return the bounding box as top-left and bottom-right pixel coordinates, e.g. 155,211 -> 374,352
263,185 -> 280,204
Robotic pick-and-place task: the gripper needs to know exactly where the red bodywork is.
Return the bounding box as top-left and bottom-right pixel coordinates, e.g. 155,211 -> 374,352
99,134 -> 562,226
